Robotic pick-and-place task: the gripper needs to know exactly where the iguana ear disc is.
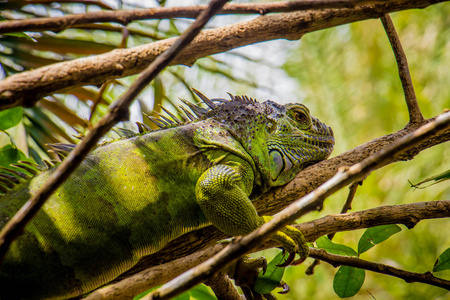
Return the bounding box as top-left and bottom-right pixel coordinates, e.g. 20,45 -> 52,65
269,150 -> 284,180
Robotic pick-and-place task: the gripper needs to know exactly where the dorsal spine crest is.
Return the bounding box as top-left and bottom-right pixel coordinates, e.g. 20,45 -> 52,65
0,90 -> 256,196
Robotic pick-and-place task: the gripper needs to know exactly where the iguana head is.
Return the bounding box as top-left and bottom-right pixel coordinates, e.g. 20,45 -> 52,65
262,100 -> 334,185
201,92 -> 334,188
139,89 -> 334,190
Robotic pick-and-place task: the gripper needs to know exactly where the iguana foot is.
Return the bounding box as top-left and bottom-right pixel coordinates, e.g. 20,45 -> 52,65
260,216 -> 309,266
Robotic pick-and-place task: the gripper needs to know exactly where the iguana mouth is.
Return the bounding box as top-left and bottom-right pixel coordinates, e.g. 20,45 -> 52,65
270,132 -> 334,173
302,133 -> 335,149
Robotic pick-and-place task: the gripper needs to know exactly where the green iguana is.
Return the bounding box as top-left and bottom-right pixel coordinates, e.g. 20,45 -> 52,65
0,90 -> 334,299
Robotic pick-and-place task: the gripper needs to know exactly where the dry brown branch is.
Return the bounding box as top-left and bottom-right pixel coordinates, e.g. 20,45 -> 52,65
310,248 -> 450,289
141,112 -> 450,300
381,14 -> 424,124
85,200 -> 450,300
0,0 -> 230,262
0,0 -> 399,34
0,0 -> 447,111
299,200 -> 450,240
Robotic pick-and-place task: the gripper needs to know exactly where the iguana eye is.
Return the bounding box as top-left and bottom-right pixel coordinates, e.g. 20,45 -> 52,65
294,111 -> 308,124
292,108 -> 311,127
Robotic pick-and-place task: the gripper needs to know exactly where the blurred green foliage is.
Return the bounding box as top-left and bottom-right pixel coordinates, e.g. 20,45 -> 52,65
282,3 -> 450,300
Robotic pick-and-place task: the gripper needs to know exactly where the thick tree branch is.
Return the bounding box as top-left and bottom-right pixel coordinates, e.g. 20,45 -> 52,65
0,0 -> 448,111
310,248 -> 450,289
0,1 -> 408,34
142,112 -> 450,299
108,115 -> 449,282
85,200 -> 450,300
257,120 -> 449,216
0,0 -> 230,263
381,14 -> 424,124
299,200 -> 450,240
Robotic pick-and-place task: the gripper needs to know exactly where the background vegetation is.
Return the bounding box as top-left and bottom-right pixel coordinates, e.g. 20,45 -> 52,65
0,1 -> 448,299
280,4 -> 450,299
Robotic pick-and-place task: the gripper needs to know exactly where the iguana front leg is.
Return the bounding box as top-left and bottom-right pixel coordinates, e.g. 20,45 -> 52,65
195,163 -> 309,261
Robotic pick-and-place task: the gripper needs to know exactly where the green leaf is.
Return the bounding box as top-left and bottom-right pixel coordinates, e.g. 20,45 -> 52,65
333,266 -> 365,298
0,145 -> 27,168
0,107 -> 23,130
188,284 -> 215,300
433,248 -> 450,272
173,292 -> 190,300
254,251 -> 287,294
358,225 -> 401,255
316,236 -> 358,257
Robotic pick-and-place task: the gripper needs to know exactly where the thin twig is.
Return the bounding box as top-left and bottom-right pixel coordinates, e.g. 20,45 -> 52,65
305,258 -> 321,275
0,0 -> 230,263
84,200 -> 450,300
327,181 -> 360,240
143,112 -> 450,299
0,0 -> 388,34
340,181 -> 360,213
88,81 -> 110,123
381,14 -> 424,124
310,248 -> 450,289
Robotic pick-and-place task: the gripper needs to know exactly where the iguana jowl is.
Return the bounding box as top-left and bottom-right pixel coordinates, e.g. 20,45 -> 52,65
0,90 -> 334,299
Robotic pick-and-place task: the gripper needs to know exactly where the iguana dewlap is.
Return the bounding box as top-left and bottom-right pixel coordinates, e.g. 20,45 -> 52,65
0,90 -> 334,299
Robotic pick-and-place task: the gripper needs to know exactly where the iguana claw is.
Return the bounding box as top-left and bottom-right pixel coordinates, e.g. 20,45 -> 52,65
276,251 -> 295,267
292,256 -> 307,265
278,281 -> 290,294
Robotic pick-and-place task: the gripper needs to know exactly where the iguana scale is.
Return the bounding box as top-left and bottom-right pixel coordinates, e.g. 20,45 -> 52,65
0,90 -> 334,299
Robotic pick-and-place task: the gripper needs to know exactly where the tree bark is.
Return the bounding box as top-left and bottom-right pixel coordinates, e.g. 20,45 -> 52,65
0,0 -> 447,110
113,116 -> 449,280
85,200 -> 450,299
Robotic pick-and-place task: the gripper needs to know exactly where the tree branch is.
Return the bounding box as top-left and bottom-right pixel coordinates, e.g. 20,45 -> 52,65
108,115 -> 449,282
0,0 -> 447,111
310,248 -> 450,289
0,0 -> 230,263
257,120 -> 449,216
142,112 -> 450,300
84,200 -> 450,300
381,14 -> 424,124
0,1 -> 407,34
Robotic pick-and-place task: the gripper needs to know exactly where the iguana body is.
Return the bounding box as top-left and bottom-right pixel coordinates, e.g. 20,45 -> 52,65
0,91 -> 334,299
